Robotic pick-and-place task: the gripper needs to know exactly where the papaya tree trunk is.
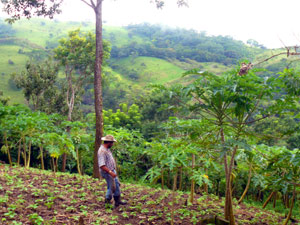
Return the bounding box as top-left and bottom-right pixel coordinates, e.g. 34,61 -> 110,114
179,166 -> 183,191
216,179 -> 220,197
4,132 -> 12,166
23,137 -> 27,167
80,156 -> 84,175
204,167 -> 208,195
285,193 -> 289,208
52,157 -> 58,173
282,186 -> 296,225
40,146 -> 44,170
171,168 -> 178,225
273,191 -> 277,208
263,191 -> 275,209
221,129 -> 229,216
161,168 -> 164,189
62,125 -> 71,172
17,138 -> 21,166
238,165 -> 252,204
76,147 -> 82,175
190,154 -> 195,204
221,127 -> 236,225
25,140 -> 31,168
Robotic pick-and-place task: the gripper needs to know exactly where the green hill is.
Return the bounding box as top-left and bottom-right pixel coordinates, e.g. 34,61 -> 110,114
0,164 -> 289,225
0,18 -> 297,106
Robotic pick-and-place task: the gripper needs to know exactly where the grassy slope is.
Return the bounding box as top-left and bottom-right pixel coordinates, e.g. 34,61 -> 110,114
0,45 -> 31,104
111,56 -> 186,86
0,165 -> 290,225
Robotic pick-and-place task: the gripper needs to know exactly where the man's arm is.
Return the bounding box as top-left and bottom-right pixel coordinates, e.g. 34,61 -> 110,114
100,165 -> 117,178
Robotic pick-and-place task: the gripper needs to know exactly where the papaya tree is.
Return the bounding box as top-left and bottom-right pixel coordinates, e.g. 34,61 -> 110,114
156,63 -> 298,224
0,104 -> 30,165
161,117 -> 218,202
42,132 -> 75,172
61,120 -> 91,175
144,137 -> 192,225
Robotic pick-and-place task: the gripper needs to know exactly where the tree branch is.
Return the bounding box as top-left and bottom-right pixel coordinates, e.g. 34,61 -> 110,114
80,0 -> 93,8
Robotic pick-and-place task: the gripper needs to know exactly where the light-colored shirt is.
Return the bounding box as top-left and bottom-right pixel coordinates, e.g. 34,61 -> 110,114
97,145 -> 116,171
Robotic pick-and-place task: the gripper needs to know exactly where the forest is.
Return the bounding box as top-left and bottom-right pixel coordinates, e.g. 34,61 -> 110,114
1,0 -> 300,225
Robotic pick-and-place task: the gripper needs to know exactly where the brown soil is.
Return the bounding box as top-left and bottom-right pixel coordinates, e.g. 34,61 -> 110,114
0,165 -> 294,225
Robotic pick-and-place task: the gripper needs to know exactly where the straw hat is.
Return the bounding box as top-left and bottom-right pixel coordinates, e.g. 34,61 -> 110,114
101,135 -> 117,142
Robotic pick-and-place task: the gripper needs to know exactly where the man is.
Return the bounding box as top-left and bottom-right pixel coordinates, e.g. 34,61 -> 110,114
98,134 -> 127,208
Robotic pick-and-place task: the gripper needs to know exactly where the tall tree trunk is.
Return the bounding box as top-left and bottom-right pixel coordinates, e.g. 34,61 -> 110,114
190,154 -> 195,204
93,0 -> 104,179
282,186 -> 296,225
238,165 -> 252,204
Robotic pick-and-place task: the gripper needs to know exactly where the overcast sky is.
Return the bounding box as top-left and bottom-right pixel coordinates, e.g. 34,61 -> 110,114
2,0 -> 300,48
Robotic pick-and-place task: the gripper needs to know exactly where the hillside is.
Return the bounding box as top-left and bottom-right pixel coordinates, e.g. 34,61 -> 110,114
0,18 -> 298,106
0,164 -> 291,225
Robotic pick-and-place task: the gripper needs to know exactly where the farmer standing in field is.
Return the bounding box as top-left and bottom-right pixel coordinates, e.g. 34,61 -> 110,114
98,135 -> 127,208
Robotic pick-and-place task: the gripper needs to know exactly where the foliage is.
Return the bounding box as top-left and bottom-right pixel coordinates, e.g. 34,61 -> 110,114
11,60 -> 59,111
110,23 -> 256,65
1,0 -> 62,23
54,28 -> 110,75
103,103 -> 142,130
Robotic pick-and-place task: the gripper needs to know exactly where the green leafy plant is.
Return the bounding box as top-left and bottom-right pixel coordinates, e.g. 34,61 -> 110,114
28,213 -> 44,225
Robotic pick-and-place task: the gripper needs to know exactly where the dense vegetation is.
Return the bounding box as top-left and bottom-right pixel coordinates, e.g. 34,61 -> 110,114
111,23 -> 255,65
1,66 -> 300,224
1,17 -> 300,225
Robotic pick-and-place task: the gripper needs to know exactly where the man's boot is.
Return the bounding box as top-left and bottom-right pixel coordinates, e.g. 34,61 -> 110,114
113,195 -> 127,208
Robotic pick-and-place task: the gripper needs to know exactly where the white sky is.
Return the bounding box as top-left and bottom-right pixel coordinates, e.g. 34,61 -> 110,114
2,0 -> 300,48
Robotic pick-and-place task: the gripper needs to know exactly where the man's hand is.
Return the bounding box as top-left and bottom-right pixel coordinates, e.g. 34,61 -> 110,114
108,170 -> 117,178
